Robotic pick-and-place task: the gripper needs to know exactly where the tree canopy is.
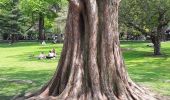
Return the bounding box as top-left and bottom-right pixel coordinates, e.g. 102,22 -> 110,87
119,0 -> 170,55
120,0 -> 170,35
0,0 -> 68,41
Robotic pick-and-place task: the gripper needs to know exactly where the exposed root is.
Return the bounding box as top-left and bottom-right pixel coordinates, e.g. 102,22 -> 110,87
12,81 -> 159,100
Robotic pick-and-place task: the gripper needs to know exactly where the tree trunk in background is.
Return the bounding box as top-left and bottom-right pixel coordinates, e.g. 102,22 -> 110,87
38,12 -> 45,41
11,34 -> 15,44
15,0 -> 157,100
151,25 -> 163,55
151,34 -> 161,55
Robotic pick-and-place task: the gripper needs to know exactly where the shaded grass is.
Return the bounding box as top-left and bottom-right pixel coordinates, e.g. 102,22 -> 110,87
121,41 -> 170,95
0,41 -> 170,100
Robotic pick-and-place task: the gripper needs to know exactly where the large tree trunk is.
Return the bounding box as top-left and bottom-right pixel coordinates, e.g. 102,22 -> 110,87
38,12 -> 45,41
14,0 -> 157,100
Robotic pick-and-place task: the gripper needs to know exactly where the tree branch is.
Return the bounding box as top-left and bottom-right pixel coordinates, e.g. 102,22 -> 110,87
124,21 -> 148,35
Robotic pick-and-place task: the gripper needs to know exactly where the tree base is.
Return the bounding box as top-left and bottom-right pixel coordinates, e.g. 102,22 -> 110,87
13,81 -> 158,100
13,0 -> 159,100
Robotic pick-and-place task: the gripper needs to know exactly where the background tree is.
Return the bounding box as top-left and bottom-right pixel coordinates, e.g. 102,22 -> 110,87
14,0 -> 157,100
19,0 -> 67,41
0,0 -> 24,43
0,0 -> 67,42
119,0 -> 170,55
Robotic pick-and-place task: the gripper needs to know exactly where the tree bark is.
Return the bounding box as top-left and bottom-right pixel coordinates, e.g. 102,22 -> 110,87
151,24 -> 163,55
14,0 -> 157,100
38,12 -> 45,41
151,34 -> 161,55
11,34 -> 16,44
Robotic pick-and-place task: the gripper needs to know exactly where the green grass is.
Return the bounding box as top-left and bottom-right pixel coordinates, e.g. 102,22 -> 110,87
0,41 -> 170,99
121,41 -> 170,95
0,42 -> 63,99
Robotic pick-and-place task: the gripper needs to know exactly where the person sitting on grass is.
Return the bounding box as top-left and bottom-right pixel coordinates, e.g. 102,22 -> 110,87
37,52 -> 46,59
46,51 -> 55,59
51,48 -> 57,57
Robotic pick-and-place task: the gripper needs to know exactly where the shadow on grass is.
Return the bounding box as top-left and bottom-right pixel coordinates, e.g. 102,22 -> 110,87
1,68 -> 55,84
0,95 -> 14,100
121,41 -> 170,91
123,49 -> 170,83
123,50 -> 168,61
127,60 -> 170,82
0,69 -> 56,100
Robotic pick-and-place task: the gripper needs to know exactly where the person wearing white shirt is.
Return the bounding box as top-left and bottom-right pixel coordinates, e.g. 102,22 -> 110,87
46,51 -> 55,59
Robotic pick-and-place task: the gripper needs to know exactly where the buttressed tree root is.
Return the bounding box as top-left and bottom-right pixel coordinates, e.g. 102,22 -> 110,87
13,0 -> 158,100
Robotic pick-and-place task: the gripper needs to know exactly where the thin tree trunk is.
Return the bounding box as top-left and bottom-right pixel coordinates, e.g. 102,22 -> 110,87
151,25 -> 162,55
13,0 -> 157,100
154,38 -> 161,55
154,37 -> 161,55
38,12 -> 45,41
151,34 -> 161,55
11,34 -> 15,44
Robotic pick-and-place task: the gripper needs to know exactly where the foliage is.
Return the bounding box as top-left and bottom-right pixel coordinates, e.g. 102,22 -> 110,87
19,0 -> 67,14
19,0 -> 68,34
0,0 -> 25,38
0,0 -> 68,40
119,0 -> 170,34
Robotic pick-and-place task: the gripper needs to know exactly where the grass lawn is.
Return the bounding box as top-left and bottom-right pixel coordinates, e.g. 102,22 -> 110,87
0,42 -> 63,99
0,41 -> 170,99
121,41 -> 170,96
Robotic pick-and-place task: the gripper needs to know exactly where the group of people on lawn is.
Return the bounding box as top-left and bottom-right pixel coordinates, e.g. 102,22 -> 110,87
38,48 -> 57,59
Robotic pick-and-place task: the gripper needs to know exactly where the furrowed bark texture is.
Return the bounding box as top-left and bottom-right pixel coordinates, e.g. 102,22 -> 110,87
15,0 -> 157,100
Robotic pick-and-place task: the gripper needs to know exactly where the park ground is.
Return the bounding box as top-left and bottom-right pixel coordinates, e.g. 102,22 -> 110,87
0,41 -> 170,100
